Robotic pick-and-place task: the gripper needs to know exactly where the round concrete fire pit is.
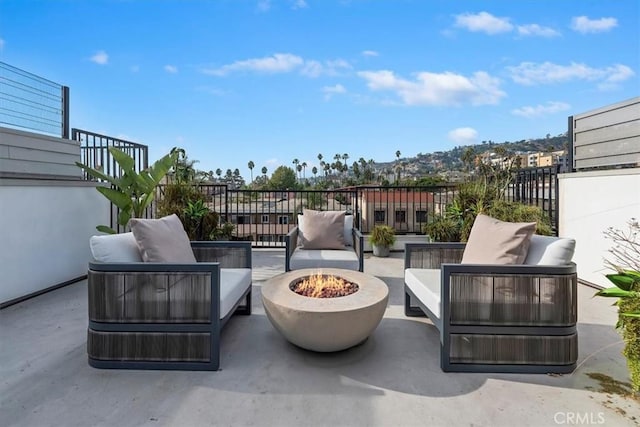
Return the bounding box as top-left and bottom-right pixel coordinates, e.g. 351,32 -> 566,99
261,268 -> 389,352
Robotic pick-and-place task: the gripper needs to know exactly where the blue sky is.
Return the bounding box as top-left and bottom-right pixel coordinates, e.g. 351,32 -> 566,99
2,0 -> 638,176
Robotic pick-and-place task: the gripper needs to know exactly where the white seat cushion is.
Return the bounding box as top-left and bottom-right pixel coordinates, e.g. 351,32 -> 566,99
220,268 -> 252,319
404,268 -> 442,320
290,248 -> 359,271
90,232 -> 143,262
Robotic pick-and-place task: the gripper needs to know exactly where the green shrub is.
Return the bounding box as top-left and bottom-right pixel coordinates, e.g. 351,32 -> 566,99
369,225 -> 396,247
157,183 -> 221,240
487,200 -> 553,236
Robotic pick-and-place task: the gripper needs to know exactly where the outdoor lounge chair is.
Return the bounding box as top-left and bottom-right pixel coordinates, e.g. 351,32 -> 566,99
404,215 -> 578,373
86,215 -> 252,371
285,210 -> 364,272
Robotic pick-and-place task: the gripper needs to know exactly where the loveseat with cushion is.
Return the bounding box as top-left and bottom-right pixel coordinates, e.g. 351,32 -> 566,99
285,209 -> 364,272
404,215 -> 578,373
87,214 -> 252,371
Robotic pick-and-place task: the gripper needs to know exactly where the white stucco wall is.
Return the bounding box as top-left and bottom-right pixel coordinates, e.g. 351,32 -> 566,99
559,168 -> 640,288
0,180 -> 110,305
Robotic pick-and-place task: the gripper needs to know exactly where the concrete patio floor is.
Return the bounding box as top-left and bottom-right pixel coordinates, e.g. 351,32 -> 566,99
1,249 -> 639,427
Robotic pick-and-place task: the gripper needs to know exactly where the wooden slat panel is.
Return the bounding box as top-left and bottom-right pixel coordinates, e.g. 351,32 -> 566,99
575,151 -> 640,169
574,136 -> 640,158
7,145 -> 79,164
574,100 -> 640,132
574,119 -> 640,146
0,158 -> 81,177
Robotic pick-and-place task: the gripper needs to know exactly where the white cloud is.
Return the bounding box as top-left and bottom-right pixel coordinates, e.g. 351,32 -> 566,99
90,50 -> 109,65
507,61 -> 635,87
511,101 -> 571,118
454,11 -> 513,35
448,127 -> 478,145
164,65 -> 178,74
301,60 -> 323,77
517,24 -> 560,37
571,16 -> 617,34
203,53 -> 304,76
362,50 -> 379,57
322,84 -> 346,100
357,69 -> 505,106
203,54 -> 351,78
291,0 -> 307,9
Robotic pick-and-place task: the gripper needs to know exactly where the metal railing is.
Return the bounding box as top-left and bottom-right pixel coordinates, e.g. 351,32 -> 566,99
73,128 -> 148,181
509,165 -> 561,233
152,184 -> 456,247
0,61 -> 70,138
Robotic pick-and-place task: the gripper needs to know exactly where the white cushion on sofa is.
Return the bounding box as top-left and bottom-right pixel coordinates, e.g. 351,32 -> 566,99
220,268 -> 252,319
523,235 -> 576,266
290,248 -> 359,271
404,268 -> 442,319
89,232 -> 143,262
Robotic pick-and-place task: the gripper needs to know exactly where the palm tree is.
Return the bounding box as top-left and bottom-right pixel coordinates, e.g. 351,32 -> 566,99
312,166 -> 318,180
215,168 -> 222,182
317,153 -> 323,164
261,166 -> 268,177
301,161 -> 307,179
395,150 -> 401,161
292,158 -> 300,179
247,160 -> 255,182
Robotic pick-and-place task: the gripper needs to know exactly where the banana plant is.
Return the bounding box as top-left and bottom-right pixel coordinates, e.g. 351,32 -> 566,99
76,147 -> 176,233
596,269 -> 640,324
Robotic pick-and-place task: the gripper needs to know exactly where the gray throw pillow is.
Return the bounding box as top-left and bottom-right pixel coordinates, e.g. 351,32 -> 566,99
129,214 -> 197,263
299,209 -> 346,250
461,214 -> 536,265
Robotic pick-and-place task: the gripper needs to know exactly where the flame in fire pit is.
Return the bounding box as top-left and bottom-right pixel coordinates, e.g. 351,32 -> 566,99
290,273 -> 359,298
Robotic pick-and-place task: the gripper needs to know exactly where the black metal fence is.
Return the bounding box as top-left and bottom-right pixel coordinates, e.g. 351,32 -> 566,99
73,128 -> 148,181
0,61 -> 70,138
509,165 -> 561,233
151,184 -> 457,247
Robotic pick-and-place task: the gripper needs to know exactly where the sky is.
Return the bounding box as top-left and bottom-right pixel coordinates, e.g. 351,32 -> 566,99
1,0 -> 639,177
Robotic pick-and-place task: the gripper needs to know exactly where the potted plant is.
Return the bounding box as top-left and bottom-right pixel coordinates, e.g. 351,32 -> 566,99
595,219 -> 640,392
369,225 -> 396,257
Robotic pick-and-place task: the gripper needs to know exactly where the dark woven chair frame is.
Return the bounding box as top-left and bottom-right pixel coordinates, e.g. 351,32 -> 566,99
87,241 -> 252,371
405,243 -> 578,373
285,227 -> 364,272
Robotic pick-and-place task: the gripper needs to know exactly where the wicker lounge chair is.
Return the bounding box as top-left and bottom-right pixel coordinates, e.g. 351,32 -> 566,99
285,211 -> 364,272
87,240 -> 252,371
404,236 -> 578,373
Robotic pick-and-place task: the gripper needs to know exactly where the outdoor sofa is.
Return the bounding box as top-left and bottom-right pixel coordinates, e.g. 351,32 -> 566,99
404,215 -> 578,373
86,214 -> 252,371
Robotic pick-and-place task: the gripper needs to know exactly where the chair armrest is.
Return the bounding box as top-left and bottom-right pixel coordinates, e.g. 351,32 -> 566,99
285,227 -> 300,271
353,228 -> 364,272
191,241 -> 252,268
404,242 -> 466,269
87,261 -> 222,323
440,262 -> 578,326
